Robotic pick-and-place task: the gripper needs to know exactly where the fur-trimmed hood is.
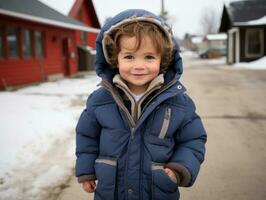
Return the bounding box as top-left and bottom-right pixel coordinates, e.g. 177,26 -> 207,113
95,9 -> 183,84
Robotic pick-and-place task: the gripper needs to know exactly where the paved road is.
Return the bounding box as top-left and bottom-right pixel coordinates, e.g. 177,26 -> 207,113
57,56 -> 266,200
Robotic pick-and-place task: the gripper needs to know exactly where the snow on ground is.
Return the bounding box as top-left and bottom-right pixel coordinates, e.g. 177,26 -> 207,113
234,56 -> 266,70
0,72 -> 100,200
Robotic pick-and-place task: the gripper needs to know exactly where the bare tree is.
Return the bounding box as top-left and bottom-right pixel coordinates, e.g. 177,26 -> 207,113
199,7 -> 220,35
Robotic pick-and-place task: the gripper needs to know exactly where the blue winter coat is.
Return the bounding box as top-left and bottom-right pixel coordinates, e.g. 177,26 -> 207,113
76,9 -> 207,200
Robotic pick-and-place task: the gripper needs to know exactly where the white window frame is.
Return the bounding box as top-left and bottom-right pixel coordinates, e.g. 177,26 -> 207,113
34,31 -> 44,57
245,28 -> 264,58
228,28 -> 240,63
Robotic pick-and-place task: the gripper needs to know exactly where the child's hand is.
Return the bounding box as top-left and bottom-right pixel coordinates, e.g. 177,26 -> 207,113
82,180 -> 96,193
164,167 -> 177,183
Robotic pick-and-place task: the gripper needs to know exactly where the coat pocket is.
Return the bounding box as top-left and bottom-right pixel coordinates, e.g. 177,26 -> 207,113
151,162 -> 179,200
148,105 -> 185,139
94,156 -> 117,200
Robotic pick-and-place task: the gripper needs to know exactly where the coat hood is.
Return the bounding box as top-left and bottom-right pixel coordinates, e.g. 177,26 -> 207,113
95,9 -> 183,84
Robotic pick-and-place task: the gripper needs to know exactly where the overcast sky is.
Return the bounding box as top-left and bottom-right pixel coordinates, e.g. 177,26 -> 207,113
39,0 -> 237,38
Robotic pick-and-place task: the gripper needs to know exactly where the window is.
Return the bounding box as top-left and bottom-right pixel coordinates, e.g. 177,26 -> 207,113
34,31 -> 44,57
7,27 -> 19,57
245,29 -> 264,58
0,29 -> 3,58
23,29 -> 32,57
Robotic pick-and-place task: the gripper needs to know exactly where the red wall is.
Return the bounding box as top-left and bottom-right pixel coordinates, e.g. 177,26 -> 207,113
0,15 -> 78,89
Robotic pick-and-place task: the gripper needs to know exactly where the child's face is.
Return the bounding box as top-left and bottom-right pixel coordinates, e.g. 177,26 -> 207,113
117,35 -> 161,95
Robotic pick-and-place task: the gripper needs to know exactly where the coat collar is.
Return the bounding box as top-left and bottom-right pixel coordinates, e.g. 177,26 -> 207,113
113,74 -> 164,121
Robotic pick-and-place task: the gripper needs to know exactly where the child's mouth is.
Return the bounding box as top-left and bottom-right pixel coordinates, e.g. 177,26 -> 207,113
132,74 -> 146,76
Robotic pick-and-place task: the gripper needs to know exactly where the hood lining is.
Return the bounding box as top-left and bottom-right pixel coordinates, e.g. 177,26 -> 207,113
102,16 -> 173,65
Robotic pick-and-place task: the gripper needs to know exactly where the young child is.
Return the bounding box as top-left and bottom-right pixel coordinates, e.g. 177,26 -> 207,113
75,9 -> 207,200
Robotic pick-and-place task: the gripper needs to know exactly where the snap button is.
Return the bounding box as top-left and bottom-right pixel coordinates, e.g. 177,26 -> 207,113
128,188 -> 133,194
177,85 -> 182,90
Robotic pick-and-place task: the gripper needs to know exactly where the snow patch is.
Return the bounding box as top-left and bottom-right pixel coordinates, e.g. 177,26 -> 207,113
29,165 -> 72,198
234,56 -> 266,69
0,75 -> 100,200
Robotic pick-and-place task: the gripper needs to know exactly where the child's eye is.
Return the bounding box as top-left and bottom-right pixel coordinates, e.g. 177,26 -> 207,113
145,55 -> 156,60
124,55 -> 134,59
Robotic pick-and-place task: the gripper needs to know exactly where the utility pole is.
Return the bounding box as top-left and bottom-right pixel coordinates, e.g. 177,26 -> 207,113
160,0 -> 168,20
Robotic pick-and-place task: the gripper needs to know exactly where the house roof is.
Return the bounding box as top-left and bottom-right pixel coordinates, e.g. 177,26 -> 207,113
219,0 -> 266,32
234,15 -> 266,26
38,0 -> 75,15
206,33 -> 227,41
0,0 -> 99,33
69,0 -> 100,28
191,36 -> 203,44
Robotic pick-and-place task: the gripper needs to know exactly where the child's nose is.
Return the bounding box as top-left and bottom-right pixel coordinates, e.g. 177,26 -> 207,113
133,59 -> 145,70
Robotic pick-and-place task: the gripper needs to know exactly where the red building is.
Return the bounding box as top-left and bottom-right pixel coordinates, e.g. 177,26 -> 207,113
69,0 -> 100,48
0,0 -> 100,90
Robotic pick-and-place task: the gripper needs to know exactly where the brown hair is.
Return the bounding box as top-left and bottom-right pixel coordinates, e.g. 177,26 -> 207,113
103,21 -> 174,69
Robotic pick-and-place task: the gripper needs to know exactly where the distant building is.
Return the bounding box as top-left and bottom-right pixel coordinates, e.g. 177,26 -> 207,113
219,0 -> 266,64
204,34 -> 227,50
191,36 -> 204,51
183,33 -> 227,54
0,0 -> 100,89
181,34 -> 202,51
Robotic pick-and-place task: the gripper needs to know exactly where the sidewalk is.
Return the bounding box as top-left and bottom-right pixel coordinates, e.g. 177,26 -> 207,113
57,177 -> 93,200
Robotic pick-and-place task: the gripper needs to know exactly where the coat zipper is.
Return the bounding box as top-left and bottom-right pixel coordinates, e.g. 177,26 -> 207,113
124,128 -> 134,200
100,80 -> 135,129
141,80 -> 177,115
131,127 -> 135,139
100,79 -> 180,200
139,131 -> 145,200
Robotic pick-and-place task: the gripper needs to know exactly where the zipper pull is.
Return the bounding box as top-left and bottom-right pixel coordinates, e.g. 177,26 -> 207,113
158,107 -> 171,139
131,127 -> 135,139
165,107 -> 171,120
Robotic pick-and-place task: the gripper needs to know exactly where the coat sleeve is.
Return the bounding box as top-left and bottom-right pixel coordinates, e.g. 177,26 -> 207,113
166,93 -> 207,187
75,92 -> 101,183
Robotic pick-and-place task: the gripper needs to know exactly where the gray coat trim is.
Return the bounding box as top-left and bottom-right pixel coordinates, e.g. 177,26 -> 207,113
151,162 -> 179,184
95,158 -> 117,166
77,174 -> 97,183
166,162 -> 192,187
